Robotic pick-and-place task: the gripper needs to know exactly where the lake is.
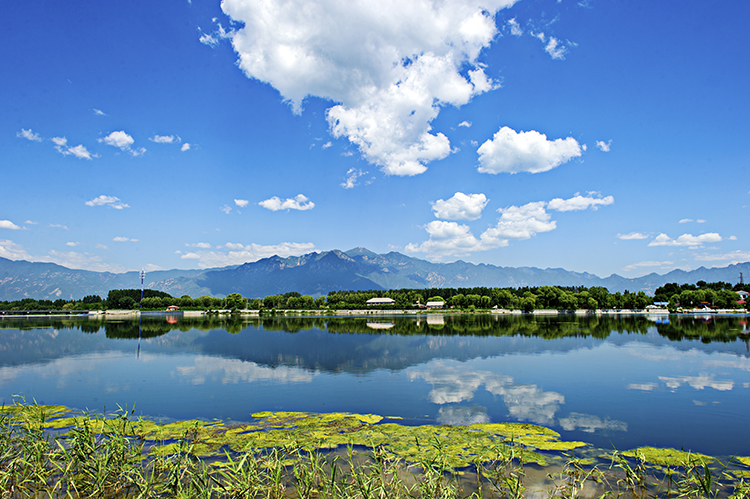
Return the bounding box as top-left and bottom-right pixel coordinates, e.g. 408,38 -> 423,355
1,313 -> 749,459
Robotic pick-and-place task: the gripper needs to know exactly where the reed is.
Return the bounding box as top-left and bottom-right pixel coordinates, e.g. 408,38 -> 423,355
1,400 -> 749,498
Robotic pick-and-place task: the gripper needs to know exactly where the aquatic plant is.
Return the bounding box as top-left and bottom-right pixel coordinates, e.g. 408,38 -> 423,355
1,399 -> 750,498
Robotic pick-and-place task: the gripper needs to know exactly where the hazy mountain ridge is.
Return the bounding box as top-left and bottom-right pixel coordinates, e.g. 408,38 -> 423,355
0,252 -> 748,301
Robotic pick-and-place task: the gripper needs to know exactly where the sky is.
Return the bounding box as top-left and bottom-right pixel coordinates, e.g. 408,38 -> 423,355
2,0 -> 749,279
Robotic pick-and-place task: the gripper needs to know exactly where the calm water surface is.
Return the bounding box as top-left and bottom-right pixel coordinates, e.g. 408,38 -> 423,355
1,313 -> 749,457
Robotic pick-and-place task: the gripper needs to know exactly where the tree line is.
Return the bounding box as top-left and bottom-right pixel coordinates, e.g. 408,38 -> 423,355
2,281 -> 747,313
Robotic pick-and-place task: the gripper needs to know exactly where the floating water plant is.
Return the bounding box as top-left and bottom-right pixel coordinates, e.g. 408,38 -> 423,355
2,399 -> 750,498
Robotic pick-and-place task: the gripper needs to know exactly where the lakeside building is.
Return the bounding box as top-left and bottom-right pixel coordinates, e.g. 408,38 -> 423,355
366,297 -> 396,306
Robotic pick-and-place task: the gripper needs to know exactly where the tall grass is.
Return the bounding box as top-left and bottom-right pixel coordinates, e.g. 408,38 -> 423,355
1,400 -> 749,498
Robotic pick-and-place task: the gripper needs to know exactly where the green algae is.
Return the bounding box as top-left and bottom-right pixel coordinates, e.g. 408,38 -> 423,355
618,446 -> 714,467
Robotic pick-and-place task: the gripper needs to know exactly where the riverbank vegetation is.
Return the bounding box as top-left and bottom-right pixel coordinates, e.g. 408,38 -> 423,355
1,400 -> 749,498
2,281 -> 747,313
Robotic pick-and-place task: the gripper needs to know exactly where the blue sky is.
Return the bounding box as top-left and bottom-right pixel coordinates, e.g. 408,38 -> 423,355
2,0 -> 748,279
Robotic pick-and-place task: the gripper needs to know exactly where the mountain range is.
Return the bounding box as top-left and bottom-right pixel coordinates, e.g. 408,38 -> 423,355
0,248 -> 748,301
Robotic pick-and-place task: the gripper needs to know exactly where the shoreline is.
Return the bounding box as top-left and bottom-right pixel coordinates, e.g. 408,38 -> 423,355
1,308 -> 747,319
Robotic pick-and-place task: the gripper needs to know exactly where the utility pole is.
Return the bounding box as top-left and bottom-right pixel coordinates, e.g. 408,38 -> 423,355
741,272 -> 744,285
140,269 -> 145,308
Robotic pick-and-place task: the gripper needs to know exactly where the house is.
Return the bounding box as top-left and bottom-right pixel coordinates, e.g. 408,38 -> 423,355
166,305 -> 180,311
366,297 -> 396,306
425,301 -> 444,309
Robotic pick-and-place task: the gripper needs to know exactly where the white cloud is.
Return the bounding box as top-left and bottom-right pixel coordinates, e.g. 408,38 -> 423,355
0,220 -> 22,230
186,242 -> 212,249
659,374 -> 733,392
679,218 -> 693,224
621,260 -> 674,272
198,21 -> 233,47
544,37 -> 567,59
548,193 -> 614,212
481,201 -> 556,244
595,140 -> 612,152
149,135 -> 177,144
17,129 -> 42,142
41,250 -> 128,273
648,233 -> 723,247
234,199 -> 249,208
220,205 -> 232,214
507,18 -> 523,36
321,141 -> 332,149
341,168 -> 368,189
558,413 -> 627,434
477,126 -> 582,174
181,143 -> 191,151
408,364 -> 564,426
52,137 -> 96,160
113,236 -> 138,242
405,221 -> 483,259
93,108 -> 107,116
130,147 -> 146,157
65,242 -> 79,247
0,239 -> 32,260
407,193 -> 612,260
431,192 -> 488,221
222,0 -> 517,176
259,194 -> 315,211
697,219 -> 706,223
617,232 -> 649,240
627,383 -> 657,391
85,195 -> 130,209
458,121 -> 472,128
99,131 -> 134,150
24,220 -> 38,225
0,239 -> 126,272
49,224 -> 68,230
694,250 -> 750,263
179,242 -> 317,268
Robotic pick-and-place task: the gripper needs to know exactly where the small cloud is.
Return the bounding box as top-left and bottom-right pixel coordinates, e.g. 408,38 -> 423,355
259,194 -> 315,211
181,252 -> 201,260
95,243 -> 108,250
99,131 -> 134,150
130,147 -> 146,157
431,192 -> 488,221
149,135 -> 177,144
198,21 -> 233,48
0,220 -> 22,230
65,242 -> 79,247
458,121 -> 472,128
694,250 -> 750,263
24,220 -> 38,225
477,126 -> 582,175
181,143 -> 191,151
622,260 -> 674,272
321,141 -> 332,149
617,232 -> 649,240
143,263 -> 164,272
186,242 -> 211,249
341,168 -> 368,189
697,219 -> 706,223
596,140 -> 612,152
234,199 -> 249,208
85,195 -> 130,209
679,219 -> 693,224
17,129 -> 42,142
545,37 -> 568,59
507,18 -> 523,36
220,205 -> 232,214
547,193 -> 614,212
113,236 -> 138,242
648,233 -> 723,247
49,224 -> 68,230
52,137 -> 96,159
93,109 -> 107,116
